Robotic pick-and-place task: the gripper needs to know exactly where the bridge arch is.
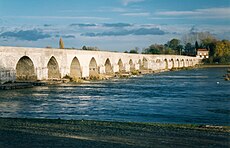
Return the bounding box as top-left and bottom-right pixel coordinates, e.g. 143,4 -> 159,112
138,59 -> 142,69
156,59 -> 161,63
186,59 -> 189,67
171,59 -> 175,68
190,59 -> 194,66
89,57 -> 98,77
143,57 -> 148,69
16,56 -> 37,81
176,59 -> 180,68
70,57 -> 82,78
105,58 -> 113,74
181,59 -> 185,67
118,59 -> 124,72
164,59 -> 168,70
47,56 -> 61,79
129,59 -> 135,71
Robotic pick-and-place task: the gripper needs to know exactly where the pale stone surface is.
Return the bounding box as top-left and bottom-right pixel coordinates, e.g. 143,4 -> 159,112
0,46 -> 201,82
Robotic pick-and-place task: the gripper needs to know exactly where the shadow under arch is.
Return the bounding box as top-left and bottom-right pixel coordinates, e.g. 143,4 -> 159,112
129,59 -> 135,71
164,59 -> 168,69
89,57 -> 98,77
118,59 -> 124,72
105,58 -> 113,74
171,59 -> 175,68
142,57 -> 149,69
47,56 -> 61,79
176,59 -> 180,68
70,57 -> 82,78
138,59 -> 142,70
16,56 -> 37,81
181,59 -> 185,67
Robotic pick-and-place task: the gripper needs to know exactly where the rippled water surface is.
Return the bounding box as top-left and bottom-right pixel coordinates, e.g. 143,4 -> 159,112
0,67 -> 229,125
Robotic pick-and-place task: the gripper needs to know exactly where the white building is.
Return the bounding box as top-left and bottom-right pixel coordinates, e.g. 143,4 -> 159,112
197,49 -> 209,59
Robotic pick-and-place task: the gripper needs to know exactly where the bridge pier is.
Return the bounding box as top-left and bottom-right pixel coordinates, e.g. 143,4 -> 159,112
36,67 -> 48,80
113,65 -> 119,73
124,64 -> 130,72
134,64 -> 140,70
0,68 -> 16,83
80,66 -> 89,78
168,60 -> 173,70
99,65 -> 106,74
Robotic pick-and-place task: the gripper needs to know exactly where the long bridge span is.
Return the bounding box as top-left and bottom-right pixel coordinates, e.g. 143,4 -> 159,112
0,46 -> 201,82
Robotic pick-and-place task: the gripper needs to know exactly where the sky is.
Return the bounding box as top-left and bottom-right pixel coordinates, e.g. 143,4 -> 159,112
0,0 -> 229,51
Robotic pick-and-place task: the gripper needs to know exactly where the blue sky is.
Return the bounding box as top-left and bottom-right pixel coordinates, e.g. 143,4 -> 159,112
0,0 -> 229,51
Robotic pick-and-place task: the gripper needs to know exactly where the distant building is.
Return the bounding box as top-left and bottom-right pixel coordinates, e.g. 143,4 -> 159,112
196,49 -> 209,59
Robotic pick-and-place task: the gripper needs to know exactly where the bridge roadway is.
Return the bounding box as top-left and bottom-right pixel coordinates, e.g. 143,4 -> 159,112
0,46 -> 201,82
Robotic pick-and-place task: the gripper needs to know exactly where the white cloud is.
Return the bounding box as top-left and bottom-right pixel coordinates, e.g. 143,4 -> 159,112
122,12 -> 150,16
149,17 -> 185,20
3,16 -> 111,21
122,0 -> 145,6
156,11 -> 201,16
156,7 -> 230,19
1,23 -> 229,51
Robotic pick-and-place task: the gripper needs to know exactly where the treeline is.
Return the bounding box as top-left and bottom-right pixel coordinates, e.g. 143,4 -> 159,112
201,38 -> 230,64
126,32 -> 230,64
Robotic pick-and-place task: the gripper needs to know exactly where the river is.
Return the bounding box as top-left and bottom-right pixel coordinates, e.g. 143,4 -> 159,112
0,67 -> 229,125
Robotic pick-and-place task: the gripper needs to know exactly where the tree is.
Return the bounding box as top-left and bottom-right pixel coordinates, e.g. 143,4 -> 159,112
59,37 -> 64,49
201,37 -> 216,57
168,39 -> 180,49
195,41 -> 199,49
82,46 -> 87,50
129,49 -> 138,54
167,39 -> 182,54
184,43 -> 192,55
181,32 -> 214,45
81,46 -> 99,51
143,44 -> 163,54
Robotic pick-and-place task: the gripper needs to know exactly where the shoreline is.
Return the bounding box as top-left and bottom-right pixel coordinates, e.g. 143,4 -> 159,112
0,117 -> 229,148
199,64 -> 230,68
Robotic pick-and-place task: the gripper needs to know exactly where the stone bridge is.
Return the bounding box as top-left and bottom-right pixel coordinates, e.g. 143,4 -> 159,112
0,46 -> 201,82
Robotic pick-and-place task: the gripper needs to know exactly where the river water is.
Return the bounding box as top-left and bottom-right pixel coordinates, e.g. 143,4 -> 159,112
0,67 -> 229,125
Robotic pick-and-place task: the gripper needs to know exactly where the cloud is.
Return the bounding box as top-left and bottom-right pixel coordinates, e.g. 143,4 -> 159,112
44,24 -> 52,27
69,23 -> 133,28
81,28 -> 165,37
70,23 -> 97,27
56,35 -> 75,38
122,0 -> 145,6
0,29 -> 51,41
156,7 -> 230,19
4,16 -> 111,21
122,12 -> 150,16
103,23 -> 133,27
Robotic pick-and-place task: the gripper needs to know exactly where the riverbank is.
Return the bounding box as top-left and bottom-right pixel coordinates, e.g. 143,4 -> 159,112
199,64 -> 230,68
0,118 -> 229,148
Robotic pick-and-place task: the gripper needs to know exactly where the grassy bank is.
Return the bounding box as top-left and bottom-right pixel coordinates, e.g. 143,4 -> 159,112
0,118 -> 229,148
